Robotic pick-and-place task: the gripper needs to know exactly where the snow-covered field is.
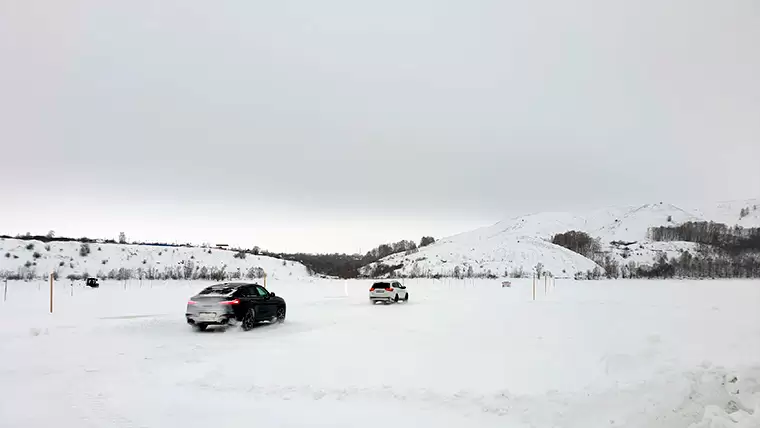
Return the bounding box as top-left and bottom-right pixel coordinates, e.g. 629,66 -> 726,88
1,278 -> 759,427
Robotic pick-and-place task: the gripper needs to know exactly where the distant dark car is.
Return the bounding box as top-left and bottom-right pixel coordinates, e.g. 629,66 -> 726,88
186,282 -> 286,331
86,277 -> 99,288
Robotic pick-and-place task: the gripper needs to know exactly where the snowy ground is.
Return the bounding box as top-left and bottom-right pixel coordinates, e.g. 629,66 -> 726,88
1,278 -> 759,427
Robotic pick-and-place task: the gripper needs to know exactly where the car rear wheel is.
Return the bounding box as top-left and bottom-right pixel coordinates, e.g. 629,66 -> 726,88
394,294 -> 399,303
242,308 -> 256,331
195,323 -> 208,332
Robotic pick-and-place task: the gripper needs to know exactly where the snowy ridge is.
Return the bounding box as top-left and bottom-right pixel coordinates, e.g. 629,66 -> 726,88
0,238 -> 309,280
368,199 -> 758,278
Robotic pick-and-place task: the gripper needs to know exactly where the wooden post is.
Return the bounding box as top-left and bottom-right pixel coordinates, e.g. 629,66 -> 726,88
544,275 -> 547,295
532,274 -> 536,301
263,275 -> 267,288
49,273 -> 54,313
70,280 -> 74,297
3,278 -> 7,302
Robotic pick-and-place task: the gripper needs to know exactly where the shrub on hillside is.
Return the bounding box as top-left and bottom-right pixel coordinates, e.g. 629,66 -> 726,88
245,266 -> 266,279
419,236 -> 436,247
508,266 -> 527,278
233,251 -> 246,259
25,243 -> 34,250
44,244 -> 51,251
534,262 -> 545,278
32,252 -> 42,260
552,231 -> 601,259
4,252 -> 9,258
79,243 -> 91,257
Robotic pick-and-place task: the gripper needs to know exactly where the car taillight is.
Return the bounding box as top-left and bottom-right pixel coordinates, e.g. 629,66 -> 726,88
219,299 -> 240,305
385,288 -> 393,292
188,300 -> 197,305
369,288 -> 375,291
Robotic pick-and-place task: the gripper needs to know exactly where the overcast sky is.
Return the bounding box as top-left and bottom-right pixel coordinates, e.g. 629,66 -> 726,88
1,1 -> 758,253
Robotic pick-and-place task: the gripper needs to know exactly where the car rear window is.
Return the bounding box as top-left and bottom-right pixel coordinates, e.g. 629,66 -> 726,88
199,284 -> 237,295
372,282 -> 391,289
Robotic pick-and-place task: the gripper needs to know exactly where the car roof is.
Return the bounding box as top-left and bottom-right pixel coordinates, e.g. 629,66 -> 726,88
206,282 -> 260,289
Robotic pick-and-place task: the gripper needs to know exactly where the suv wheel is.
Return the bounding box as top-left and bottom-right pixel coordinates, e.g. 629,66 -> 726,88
403,293 -> 409,301
195,324 -> 208,332
394,294 -> 399,303
242,308 -> 256,331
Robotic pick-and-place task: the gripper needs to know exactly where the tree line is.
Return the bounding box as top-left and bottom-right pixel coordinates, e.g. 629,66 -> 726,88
648,221 -> 760,253
262,236 -> 436,278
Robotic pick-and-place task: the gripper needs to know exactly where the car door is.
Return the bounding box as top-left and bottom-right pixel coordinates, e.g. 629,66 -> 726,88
233,286 -> 257,319
254,285 -> 276,319
391,282 -> 402,299
393,282 -> 407,299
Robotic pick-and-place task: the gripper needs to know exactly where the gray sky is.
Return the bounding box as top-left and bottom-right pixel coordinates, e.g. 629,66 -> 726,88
1,0 -> 759,253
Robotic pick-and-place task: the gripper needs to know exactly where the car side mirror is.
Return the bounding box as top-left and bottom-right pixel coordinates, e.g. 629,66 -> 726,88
270,292 -> 275,297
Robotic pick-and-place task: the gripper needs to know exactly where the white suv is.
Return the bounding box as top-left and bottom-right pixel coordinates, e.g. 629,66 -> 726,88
369,281 -> 409,304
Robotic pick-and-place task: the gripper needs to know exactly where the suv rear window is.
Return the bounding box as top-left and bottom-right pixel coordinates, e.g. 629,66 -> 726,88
372,282 -> 391,289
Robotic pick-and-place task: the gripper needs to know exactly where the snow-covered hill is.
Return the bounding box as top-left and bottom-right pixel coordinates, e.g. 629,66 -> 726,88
365,199 -> 759,278
694,198 -> 760,229
364,235 -> 600,279
0,238 -> 309,280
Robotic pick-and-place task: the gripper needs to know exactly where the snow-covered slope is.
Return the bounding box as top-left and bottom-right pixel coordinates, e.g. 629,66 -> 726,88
0,238 -> 309,280
366,199 -> 758,278
694,198 -> 760,228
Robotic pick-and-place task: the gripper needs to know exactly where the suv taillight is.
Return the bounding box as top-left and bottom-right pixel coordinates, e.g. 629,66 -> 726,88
188,300 -> 197,305
385,287 -> 393,292
219,299 -> 240,305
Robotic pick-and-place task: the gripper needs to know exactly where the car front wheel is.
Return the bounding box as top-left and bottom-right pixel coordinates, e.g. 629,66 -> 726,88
403,293 -> 409,301
275,306 -> 286,323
